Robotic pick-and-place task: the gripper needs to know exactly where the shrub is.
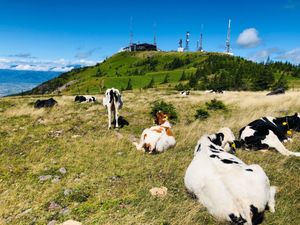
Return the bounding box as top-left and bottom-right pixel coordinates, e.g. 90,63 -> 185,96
144,77 -> 155,89
195,108 -> 210,120
205,99 -> 227,111
150,100 -> 178,122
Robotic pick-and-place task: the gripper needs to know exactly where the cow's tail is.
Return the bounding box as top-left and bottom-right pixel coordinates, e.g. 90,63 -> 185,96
268,186 -> 277,213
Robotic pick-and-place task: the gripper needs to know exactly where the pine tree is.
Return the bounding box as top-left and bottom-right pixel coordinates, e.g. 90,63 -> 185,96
126,78 -> 133,90
162,74 -> 170,84
179,71 -> 187,81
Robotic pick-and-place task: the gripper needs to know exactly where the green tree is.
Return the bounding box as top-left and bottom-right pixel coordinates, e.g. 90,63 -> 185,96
162,74 -> 170,84
126,78 -> 133,90
179,71 -> 187,81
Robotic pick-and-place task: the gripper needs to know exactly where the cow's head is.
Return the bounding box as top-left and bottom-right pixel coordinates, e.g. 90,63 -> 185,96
155,111 -> 169,125
290,113 -> 300,131
209,127 -> 239,154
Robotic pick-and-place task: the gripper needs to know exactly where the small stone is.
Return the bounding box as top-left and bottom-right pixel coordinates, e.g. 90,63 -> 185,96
71,135 -> 81,138
47,220 -> 57,225
114,131 -> 123,139
116,151 -> 123,155
48,201 -> 62,211
61,220 -> 82,225
39,175 -> 52,181
59,167 -> 67,174
59,208 -> 70,215
129,134 -> 138,142
64,189 -> 72,196
16,208 -> 32,218
51,175 -> 60,183
149,186 -> 168,198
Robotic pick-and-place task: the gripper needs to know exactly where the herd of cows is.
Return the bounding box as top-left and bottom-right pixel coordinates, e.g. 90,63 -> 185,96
32,88 -> 299,225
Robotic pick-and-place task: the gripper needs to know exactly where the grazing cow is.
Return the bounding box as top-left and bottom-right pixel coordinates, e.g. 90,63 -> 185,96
133,111 -> 176,153
184,128 -> 276,225
34,98 -> 57,108
102,88 -> 123,129
75,95 -> 96,103
180,90 -> 190,96
239,113 -> 300,157
210,89 -> 224,94
266,88 -> 285,96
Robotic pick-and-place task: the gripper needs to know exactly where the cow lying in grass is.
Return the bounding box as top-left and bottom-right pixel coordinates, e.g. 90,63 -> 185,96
184,128 -> 276,225
180,90 -> 190,96
75,95 -> 96,103
239,113 -> 300,157
102,88 -> 123,129
34,98 -> 57,108
133,111 -> 176,153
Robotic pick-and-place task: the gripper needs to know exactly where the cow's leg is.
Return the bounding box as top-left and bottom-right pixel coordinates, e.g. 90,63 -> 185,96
115,107 -> 119,128
262,132 -> 300,157
107,107 -> 112,129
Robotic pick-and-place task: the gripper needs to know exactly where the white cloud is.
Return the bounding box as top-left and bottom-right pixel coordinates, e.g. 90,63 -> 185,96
248,48 -> 282,62
248,47 -> 300,64
237,28 -> 261,48
0,57 -> 99,72
276,48 -> 300,64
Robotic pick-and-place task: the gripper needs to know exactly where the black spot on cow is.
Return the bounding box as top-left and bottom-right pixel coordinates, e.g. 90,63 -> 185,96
34,98 -> 57,109
196,144 -> 201,152
245,168 -> 253,172
229,213 -> 247,225
209,154 -> 220,159
209,144 -> 223,152
221,159 -> 239,164
210,133 -> 224,146
250,205 -> 265,225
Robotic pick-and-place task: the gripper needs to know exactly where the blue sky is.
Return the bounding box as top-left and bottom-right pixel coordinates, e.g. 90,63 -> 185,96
0,0 -> 299,72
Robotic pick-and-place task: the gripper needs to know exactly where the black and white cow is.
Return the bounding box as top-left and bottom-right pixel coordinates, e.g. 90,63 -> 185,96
180,90 -> 190,96
239,113 -> 300,157
34,98 -> 57,108
184,128 -> 276,225
75,95 -> 96,103
102,88 -> 123,129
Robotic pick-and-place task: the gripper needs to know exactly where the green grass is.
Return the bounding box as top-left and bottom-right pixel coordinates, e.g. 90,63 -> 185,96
0,90 -> 299,224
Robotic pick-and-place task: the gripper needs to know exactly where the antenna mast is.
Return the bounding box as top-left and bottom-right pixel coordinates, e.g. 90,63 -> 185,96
225,19 -> 232,54
153,22 -> 157,47
185,31 -> 190,52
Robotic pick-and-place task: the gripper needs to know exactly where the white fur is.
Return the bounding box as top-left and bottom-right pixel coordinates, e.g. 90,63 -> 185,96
133,120 -> 176,153
102,88 -> 123,129
185,129 -> 276,224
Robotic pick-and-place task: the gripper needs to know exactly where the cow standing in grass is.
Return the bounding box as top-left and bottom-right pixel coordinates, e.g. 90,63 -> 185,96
184,128 -> 276,225
239,113 -> 300,157
102,88 -> 123,129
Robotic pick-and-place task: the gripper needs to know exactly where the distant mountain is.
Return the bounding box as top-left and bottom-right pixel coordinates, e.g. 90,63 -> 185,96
0,69 -> 60,96
0,69 -> 60,83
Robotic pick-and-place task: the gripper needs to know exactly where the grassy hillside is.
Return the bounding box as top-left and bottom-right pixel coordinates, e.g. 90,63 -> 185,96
0,90 -> 299,224
24,51 -> 300,95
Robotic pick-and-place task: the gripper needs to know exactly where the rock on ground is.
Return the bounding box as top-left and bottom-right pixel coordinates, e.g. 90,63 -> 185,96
149,186 -> 168,198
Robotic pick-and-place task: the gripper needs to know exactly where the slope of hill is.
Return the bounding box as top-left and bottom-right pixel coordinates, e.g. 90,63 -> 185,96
0,90 -> 299,224
24,51 -> 300,95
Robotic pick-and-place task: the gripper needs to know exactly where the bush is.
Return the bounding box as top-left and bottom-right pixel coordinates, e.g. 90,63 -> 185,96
195,108 -> 210,120
205,99 -> 227,111
150,100 -> 178,122
144,77 -> 155,89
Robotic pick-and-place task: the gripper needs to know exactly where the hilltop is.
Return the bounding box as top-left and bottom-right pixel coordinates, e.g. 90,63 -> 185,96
23,51 -> 300,95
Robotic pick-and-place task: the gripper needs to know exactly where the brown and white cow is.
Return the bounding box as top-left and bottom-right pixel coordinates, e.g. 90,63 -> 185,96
133,112 -> 176,153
